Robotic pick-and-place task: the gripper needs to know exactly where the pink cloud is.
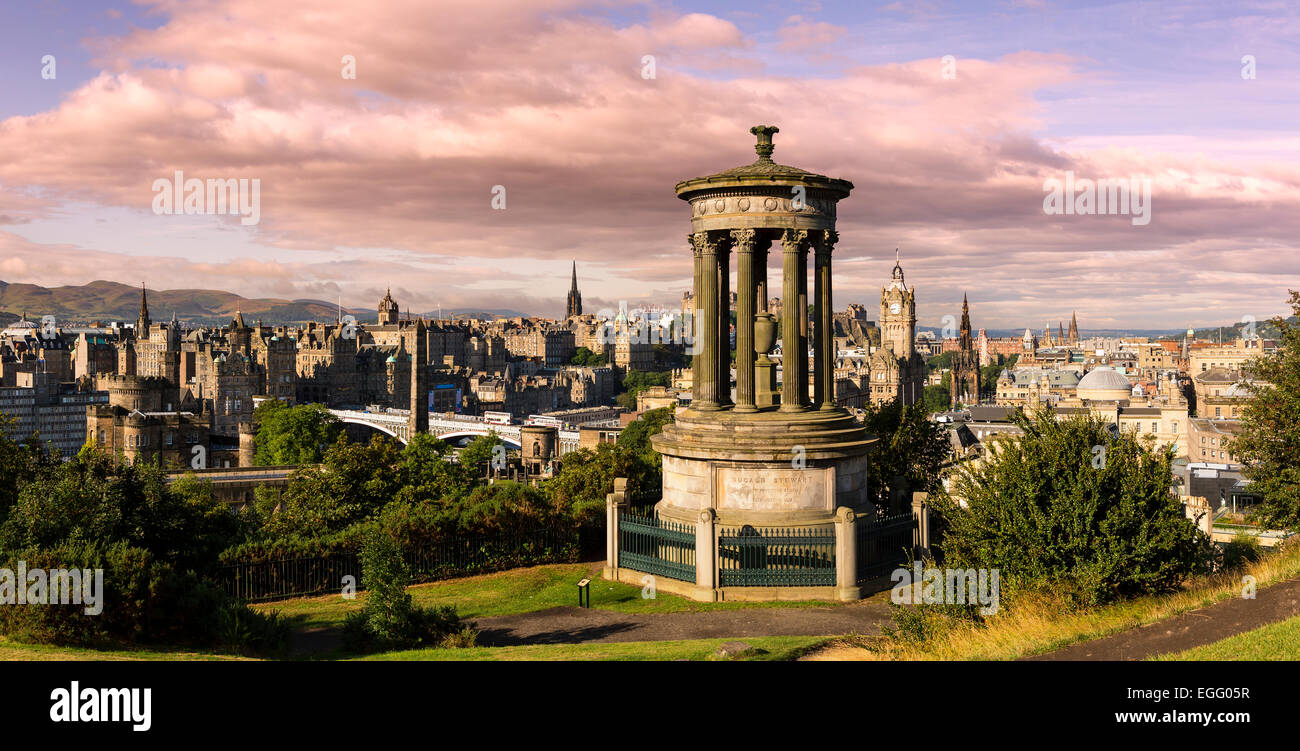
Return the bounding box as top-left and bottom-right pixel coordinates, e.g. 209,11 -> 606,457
776,15 -> 846,52
0,0 -> 1295,327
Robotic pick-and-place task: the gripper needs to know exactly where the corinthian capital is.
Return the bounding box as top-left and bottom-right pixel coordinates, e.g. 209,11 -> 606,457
814,230 -> 838,263
692,231 -> 721,256
729,228 -> 758,252
780,228 -> 808,253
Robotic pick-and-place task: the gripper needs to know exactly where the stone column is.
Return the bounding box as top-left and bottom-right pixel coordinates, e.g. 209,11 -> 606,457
731,229 -> 758,413
690,234 -> 703,403
798,244 -> 809,406
780,229 -> 808,411
717,237 -> 732,408
912,491 -> 930,559
835,506 -> 861,601
694,508 -> 717,601
604,478 -> 629,579
694,232 -> 720,410
815,230 -> 837,410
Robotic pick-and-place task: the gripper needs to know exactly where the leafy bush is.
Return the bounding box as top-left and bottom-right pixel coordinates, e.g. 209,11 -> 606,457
934,407 -> 1215,606
1219,533 -> 1264,571
342,529 -> 475,652
253,400 -> 343,466
0,541 -> 285,654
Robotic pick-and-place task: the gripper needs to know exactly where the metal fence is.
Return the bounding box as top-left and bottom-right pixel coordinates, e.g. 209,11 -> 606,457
856,510 -> 917,582
617,511 -> 696,582
717,525 -> 836,587
216,525 -> 586,603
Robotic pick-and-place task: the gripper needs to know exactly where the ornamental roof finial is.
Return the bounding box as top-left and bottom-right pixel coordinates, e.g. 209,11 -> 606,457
750,125 -> 779,162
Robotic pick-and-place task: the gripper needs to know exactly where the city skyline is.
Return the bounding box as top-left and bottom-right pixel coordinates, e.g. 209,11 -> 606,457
1,0 -> 1297,328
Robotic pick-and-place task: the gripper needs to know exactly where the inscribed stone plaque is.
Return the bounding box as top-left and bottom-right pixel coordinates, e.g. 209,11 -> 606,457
715,465 -> 833,512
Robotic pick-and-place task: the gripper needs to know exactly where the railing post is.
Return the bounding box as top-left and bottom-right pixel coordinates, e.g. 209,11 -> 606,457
912,491 -> 930,559
694,508 -> 717,601
835,506 -> 860,601
604,478 -> 628,580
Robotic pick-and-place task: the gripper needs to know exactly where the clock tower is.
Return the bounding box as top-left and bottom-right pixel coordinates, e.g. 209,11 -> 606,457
879,249 -> 916,358
868,249 -> 924,407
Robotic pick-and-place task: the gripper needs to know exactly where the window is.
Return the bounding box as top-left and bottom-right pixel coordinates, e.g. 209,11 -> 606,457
1152,422 -> 1158,433
1215,407 -> 1221,417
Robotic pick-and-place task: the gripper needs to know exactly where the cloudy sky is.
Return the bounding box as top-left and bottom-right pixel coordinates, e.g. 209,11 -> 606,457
0,0 -> 1296,330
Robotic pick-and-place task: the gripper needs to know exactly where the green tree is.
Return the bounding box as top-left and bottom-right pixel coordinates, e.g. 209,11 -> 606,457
617,407 -> 674,458
861,400 -> 951,512
457,431 -> 504,480
934,407 -> 1213,606
253,401 -> 343,466
0,416 -> 49,526
394,433 -> 470,506
0,450 -> 244,571
617,370 -> 671,411
922,385 -> 951,415
259,434 -> 402,539
342,527 -> 471,651
1227,291 -> 1300,531
453,480 -> 558,533
350,528 -> 415,644
545,443 -> 656,522
570,347 -> 608,366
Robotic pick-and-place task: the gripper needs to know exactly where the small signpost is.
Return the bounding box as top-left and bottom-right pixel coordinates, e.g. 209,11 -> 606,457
577,578 -> 591,608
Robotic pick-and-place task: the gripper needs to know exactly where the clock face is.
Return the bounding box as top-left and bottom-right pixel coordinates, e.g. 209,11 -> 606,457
889,303 -> 901,315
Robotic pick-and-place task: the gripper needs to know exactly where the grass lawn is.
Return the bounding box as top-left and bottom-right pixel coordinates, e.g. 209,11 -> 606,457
352,636 -> 831,661
1153,614 -> 1300,661
808,541 -> 1300,661
257,561 -> 847,631
0,636 -> 252,661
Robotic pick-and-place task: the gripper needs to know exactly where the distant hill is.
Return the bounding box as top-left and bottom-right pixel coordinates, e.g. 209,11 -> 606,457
0,280 -> 539,326
0,280 -> 366,326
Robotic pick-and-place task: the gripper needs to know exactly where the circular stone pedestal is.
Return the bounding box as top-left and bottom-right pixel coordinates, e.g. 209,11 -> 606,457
650,407 -> 877,527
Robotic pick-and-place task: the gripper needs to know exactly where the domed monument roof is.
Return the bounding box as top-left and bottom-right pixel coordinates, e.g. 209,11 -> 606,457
675,126 -> 852,235
675,125 -> 853,195
1077,367 -> 1133,401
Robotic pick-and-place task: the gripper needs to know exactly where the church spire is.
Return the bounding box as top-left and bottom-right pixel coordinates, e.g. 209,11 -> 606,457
566,260 -> 582,318
137,282 -> 151,334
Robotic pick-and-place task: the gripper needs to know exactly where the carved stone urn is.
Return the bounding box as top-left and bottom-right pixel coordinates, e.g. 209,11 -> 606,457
753,311 -> 777,362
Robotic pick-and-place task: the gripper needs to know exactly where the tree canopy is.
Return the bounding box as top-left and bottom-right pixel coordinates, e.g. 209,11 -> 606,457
253,400 -> 343,466
934,407 -> 1212,605
1227,291 -> 1300,531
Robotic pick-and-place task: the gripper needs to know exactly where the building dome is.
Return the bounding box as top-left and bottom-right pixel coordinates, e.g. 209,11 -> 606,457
1077,366 -> 1133,401
2,318 -> 38,337
1223,382 -> 1252,398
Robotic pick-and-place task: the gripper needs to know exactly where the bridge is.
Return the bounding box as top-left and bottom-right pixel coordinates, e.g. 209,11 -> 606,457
328,408 -> 582,455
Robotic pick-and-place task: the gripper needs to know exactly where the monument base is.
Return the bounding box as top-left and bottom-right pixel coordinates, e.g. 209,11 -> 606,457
651,406 -> 876,527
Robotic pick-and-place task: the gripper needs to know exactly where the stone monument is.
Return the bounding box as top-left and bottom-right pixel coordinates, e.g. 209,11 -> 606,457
652,125 -> 877,532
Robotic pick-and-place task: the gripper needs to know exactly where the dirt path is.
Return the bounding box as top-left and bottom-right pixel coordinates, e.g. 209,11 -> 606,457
1024,577 -> 1300,661
469,601 -> 894,646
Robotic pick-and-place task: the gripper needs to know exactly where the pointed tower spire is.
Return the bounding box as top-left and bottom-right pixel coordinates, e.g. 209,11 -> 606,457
566,260 -> 583,318
137,282 -> 151,334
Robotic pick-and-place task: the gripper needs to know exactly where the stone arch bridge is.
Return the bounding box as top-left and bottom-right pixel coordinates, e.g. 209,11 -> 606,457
328,409 -> 581,455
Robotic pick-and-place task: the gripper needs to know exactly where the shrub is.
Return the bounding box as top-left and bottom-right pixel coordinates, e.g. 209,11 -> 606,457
342,529 -> 475,652
0,541 -> 285,655
934,407 -> 1215,607
1219,533 -> 1264,572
